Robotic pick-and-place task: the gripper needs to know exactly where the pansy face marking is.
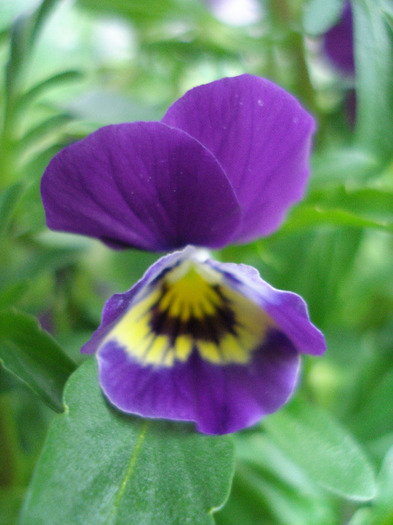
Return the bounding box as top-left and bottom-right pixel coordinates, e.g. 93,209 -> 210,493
102,258 -> 274,368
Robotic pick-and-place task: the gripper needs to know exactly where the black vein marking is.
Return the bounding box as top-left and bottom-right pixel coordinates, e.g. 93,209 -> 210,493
148,282 -> 239,345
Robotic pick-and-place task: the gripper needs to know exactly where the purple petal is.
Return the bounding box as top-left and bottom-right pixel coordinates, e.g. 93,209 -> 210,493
86,248 -> 324,434
208,260 -> 326,356
41,122 -> 241,251
81,249 -> 188,354
162,74 -> 315,243
323,2 -> 355,75
98,334 -> 300,435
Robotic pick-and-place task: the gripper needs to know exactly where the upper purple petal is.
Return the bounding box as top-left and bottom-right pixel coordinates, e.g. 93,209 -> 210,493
41,122 -> 241,251
162,74 -> 316,243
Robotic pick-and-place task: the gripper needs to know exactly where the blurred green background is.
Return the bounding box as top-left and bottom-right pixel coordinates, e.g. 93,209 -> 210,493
1,0 -> 393,523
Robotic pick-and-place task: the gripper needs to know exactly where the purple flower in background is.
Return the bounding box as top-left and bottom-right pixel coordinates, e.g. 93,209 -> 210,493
41,74 -> 326,435
322,2 -> 356,126
323,1 -> 354,75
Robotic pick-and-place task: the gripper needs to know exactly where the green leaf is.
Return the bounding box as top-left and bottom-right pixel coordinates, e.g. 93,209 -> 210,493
0,281 -> 29,310
29,0 -> 63,48
371,445 -> 393,524
0,309 -> 76,412
353,0 -> 393,161
1,247 -> 81,287
20,359 -> 235,525
5,0 -> 63,102
0,183 -> 24,238
216,465 -> 277,525
352,368 -> 393,441
282,205 -> 391,233
263,399 -> 377,501
0,487 -> 26,525
77,0 -> 204,25
18,113 -> 73,151
17,70 -> 83,112
347,508 -> 373,525
383,0 -> 393,26
309,186 -> 393,222
282,186 -> 393,234
217,433 -> 337,525
0,26 -> 10,46
5,15 -> 31,102
311,148 -> 380,186
303,0 -> 345,35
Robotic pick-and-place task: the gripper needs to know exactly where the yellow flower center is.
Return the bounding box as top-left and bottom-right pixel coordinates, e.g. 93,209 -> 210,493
102,259 -> 274,367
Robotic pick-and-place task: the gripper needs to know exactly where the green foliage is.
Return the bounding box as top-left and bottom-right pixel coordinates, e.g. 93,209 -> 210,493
217,432 -> 338,525
0,183 -> 24,239
20,359 -> 234,525
263,399 -> 376,501
0,309 -> 76,412
0,0 -> 393,522
353,0 -> 393,160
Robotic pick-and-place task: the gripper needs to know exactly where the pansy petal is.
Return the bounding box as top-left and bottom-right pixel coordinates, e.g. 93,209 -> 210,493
98,333 -> 299,435
208,260 -> 326,356
162,74 -> 315,243
41,122 -> 241,251
81,249 -> 188,354
87,248 -> 323,434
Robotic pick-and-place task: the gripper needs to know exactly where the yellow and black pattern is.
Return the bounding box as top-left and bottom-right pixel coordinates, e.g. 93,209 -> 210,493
103,259 -> 274,367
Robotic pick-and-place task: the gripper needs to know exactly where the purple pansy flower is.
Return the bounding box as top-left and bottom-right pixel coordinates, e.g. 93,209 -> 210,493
41,74 -> 326,435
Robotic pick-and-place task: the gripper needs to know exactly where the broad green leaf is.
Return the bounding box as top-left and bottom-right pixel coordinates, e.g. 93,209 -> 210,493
0,183 -> 24,238
217,433 -> 336,525
263,399 -> 377,501
216,466 -> 276,525
348,445 -> 393,525
235,433 -> 329,497
0,309 -> 76,412
353,0 -> 393,161
20,359 -> 235,525
303,0 -> 345,35
218,464 -> 335,525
